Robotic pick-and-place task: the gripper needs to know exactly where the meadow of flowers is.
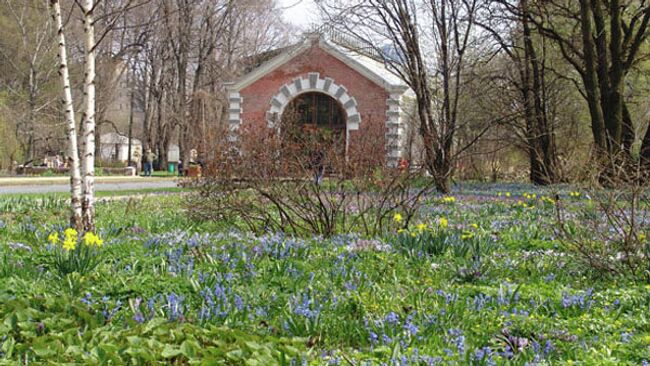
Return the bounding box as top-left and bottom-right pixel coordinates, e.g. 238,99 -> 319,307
0,184 -> 648,365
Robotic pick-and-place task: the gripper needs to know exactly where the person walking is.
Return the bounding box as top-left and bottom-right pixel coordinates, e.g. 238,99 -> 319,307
143,149 -> 156,176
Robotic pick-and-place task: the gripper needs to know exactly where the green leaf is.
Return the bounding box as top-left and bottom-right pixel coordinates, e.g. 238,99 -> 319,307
226,349 -> 245,361
180,339 -> 200,358
141,317 -> 167,335
245,341 -> 262,351
32,340 -> 57,357
161,344 -> 183,359
1,336 -> 15,357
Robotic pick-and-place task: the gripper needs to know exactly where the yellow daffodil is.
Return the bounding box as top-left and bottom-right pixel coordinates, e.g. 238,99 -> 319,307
410,232 -> 417,238
441,196 -> 456,204
461,232 -> 473,240
505,192 -> 511,197
470,223 -> 479,230
416,223 -> 427,232
62,237 -> 76,251
48,232 -> 60,245
438,217 -> 448,228
541,196 -> 555,204
83,232 -> 104,247
64,228 -> 78,239
393,213 -> 403,223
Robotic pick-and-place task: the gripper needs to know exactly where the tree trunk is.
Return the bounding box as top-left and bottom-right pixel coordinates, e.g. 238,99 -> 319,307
81,0 -> 97,232
641,121 -> 650,171
50,0 -> 83,230
523,0 -> 560,184
621,102 -> 635,156
605,0 -> 624,151
579,0 -> 608,156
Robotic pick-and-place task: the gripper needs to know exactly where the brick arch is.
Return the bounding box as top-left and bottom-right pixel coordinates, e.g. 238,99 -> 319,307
266,72 -> 361,130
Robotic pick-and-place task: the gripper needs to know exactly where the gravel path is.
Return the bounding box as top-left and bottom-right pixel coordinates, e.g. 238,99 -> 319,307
0,180 -> 178,194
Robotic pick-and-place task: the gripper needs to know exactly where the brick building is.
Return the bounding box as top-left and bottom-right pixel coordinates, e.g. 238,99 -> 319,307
226,33 -> 411,167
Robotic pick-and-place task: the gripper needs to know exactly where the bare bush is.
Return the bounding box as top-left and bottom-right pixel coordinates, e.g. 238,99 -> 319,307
185,114 -> 433,237
555,167 -> 650,281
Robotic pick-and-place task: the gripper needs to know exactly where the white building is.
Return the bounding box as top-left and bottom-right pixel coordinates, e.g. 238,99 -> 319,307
99,132 -> 142,163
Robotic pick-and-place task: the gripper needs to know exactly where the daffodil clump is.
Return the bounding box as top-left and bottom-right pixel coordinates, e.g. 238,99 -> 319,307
390,213 -> 456,255
394,214 -> 449,235
513,200 -> 534,209
83,231 -> 104,247
439,196 -> 456,204
48,228 -> 104,276
49,228 -> 103,251
522,192 -> 537,200
390,214 -> 491,260
47,232 -> 59,246
460,223 -> 480,241
540,196 -> 556,205
568,191 -> 581,198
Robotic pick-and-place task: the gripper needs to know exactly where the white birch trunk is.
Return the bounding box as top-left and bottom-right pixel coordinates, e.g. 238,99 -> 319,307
81,0 -> 96,231
50,0 -> 83,229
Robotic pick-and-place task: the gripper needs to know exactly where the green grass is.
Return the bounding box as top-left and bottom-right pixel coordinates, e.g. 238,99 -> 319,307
0,187 -> 186,199
145,170 -> 182,177
0,185 -> 648,365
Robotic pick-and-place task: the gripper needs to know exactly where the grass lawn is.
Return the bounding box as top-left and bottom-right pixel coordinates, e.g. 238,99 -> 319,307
0,183 -> 648,365
0,187 -> 186,202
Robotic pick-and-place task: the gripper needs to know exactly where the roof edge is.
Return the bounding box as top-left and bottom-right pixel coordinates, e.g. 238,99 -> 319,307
227,33 -> 408,93
227,35 -> 315,92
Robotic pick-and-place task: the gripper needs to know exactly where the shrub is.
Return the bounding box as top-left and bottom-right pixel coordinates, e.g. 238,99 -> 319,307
555,176 -> 649,281
185,117 -> 434,237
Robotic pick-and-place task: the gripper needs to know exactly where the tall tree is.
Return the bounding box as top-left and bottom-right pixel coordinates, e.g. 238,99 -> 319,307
0,0 -> 58,162
49,0 -> 124,230
319,0 -> 486,192
50,0 -> 83,228
79,0 -> 97,230
528,0 -> 650,173
479,0 -> 562,184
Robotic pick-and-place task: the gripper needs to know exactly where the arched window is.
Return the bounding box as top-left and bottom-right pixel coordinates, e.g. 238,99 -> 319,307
281,92 -> 347,166
285,92 -> 346,130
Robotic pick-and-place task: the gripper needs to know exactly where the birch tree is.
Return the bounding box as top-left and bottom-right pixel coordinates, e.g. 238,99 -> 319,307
79,0 -> 97,230
50,0 -> 83,228
48,0 -> 98,231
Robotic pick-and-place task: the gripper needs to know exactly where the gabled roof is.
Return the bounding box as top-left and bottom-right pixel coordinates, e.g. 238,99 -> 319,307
226,33 -> 409,93
100,132 -> 141,146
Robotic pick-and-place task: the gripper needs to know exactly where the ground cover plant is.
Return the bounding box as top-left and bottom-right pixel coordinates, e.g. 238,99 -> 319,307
0,184 -> 649,365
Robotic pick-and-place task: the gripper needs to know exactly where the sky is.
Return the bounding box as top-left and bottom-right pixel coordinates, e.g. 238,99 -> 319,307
278,0 -> 320,29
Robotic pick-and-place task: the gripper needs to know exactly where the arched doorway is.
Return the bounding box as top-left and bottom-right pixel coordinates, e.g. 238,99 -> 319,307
281,92 -> 347,169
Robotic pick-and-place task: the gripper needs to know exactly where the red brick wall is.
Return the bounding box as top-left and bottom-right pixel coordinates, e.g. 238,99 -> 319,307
239,43 -> 389,165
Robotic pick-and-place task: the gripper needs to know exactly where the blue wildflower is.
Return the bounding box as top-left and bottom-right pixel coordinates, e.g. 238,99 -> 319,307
385,311 -> 400,326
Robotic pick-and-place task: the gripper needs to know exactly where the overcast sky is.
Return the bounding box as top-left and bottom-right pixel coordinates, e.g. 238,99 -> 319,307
278,0 -> 320,28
